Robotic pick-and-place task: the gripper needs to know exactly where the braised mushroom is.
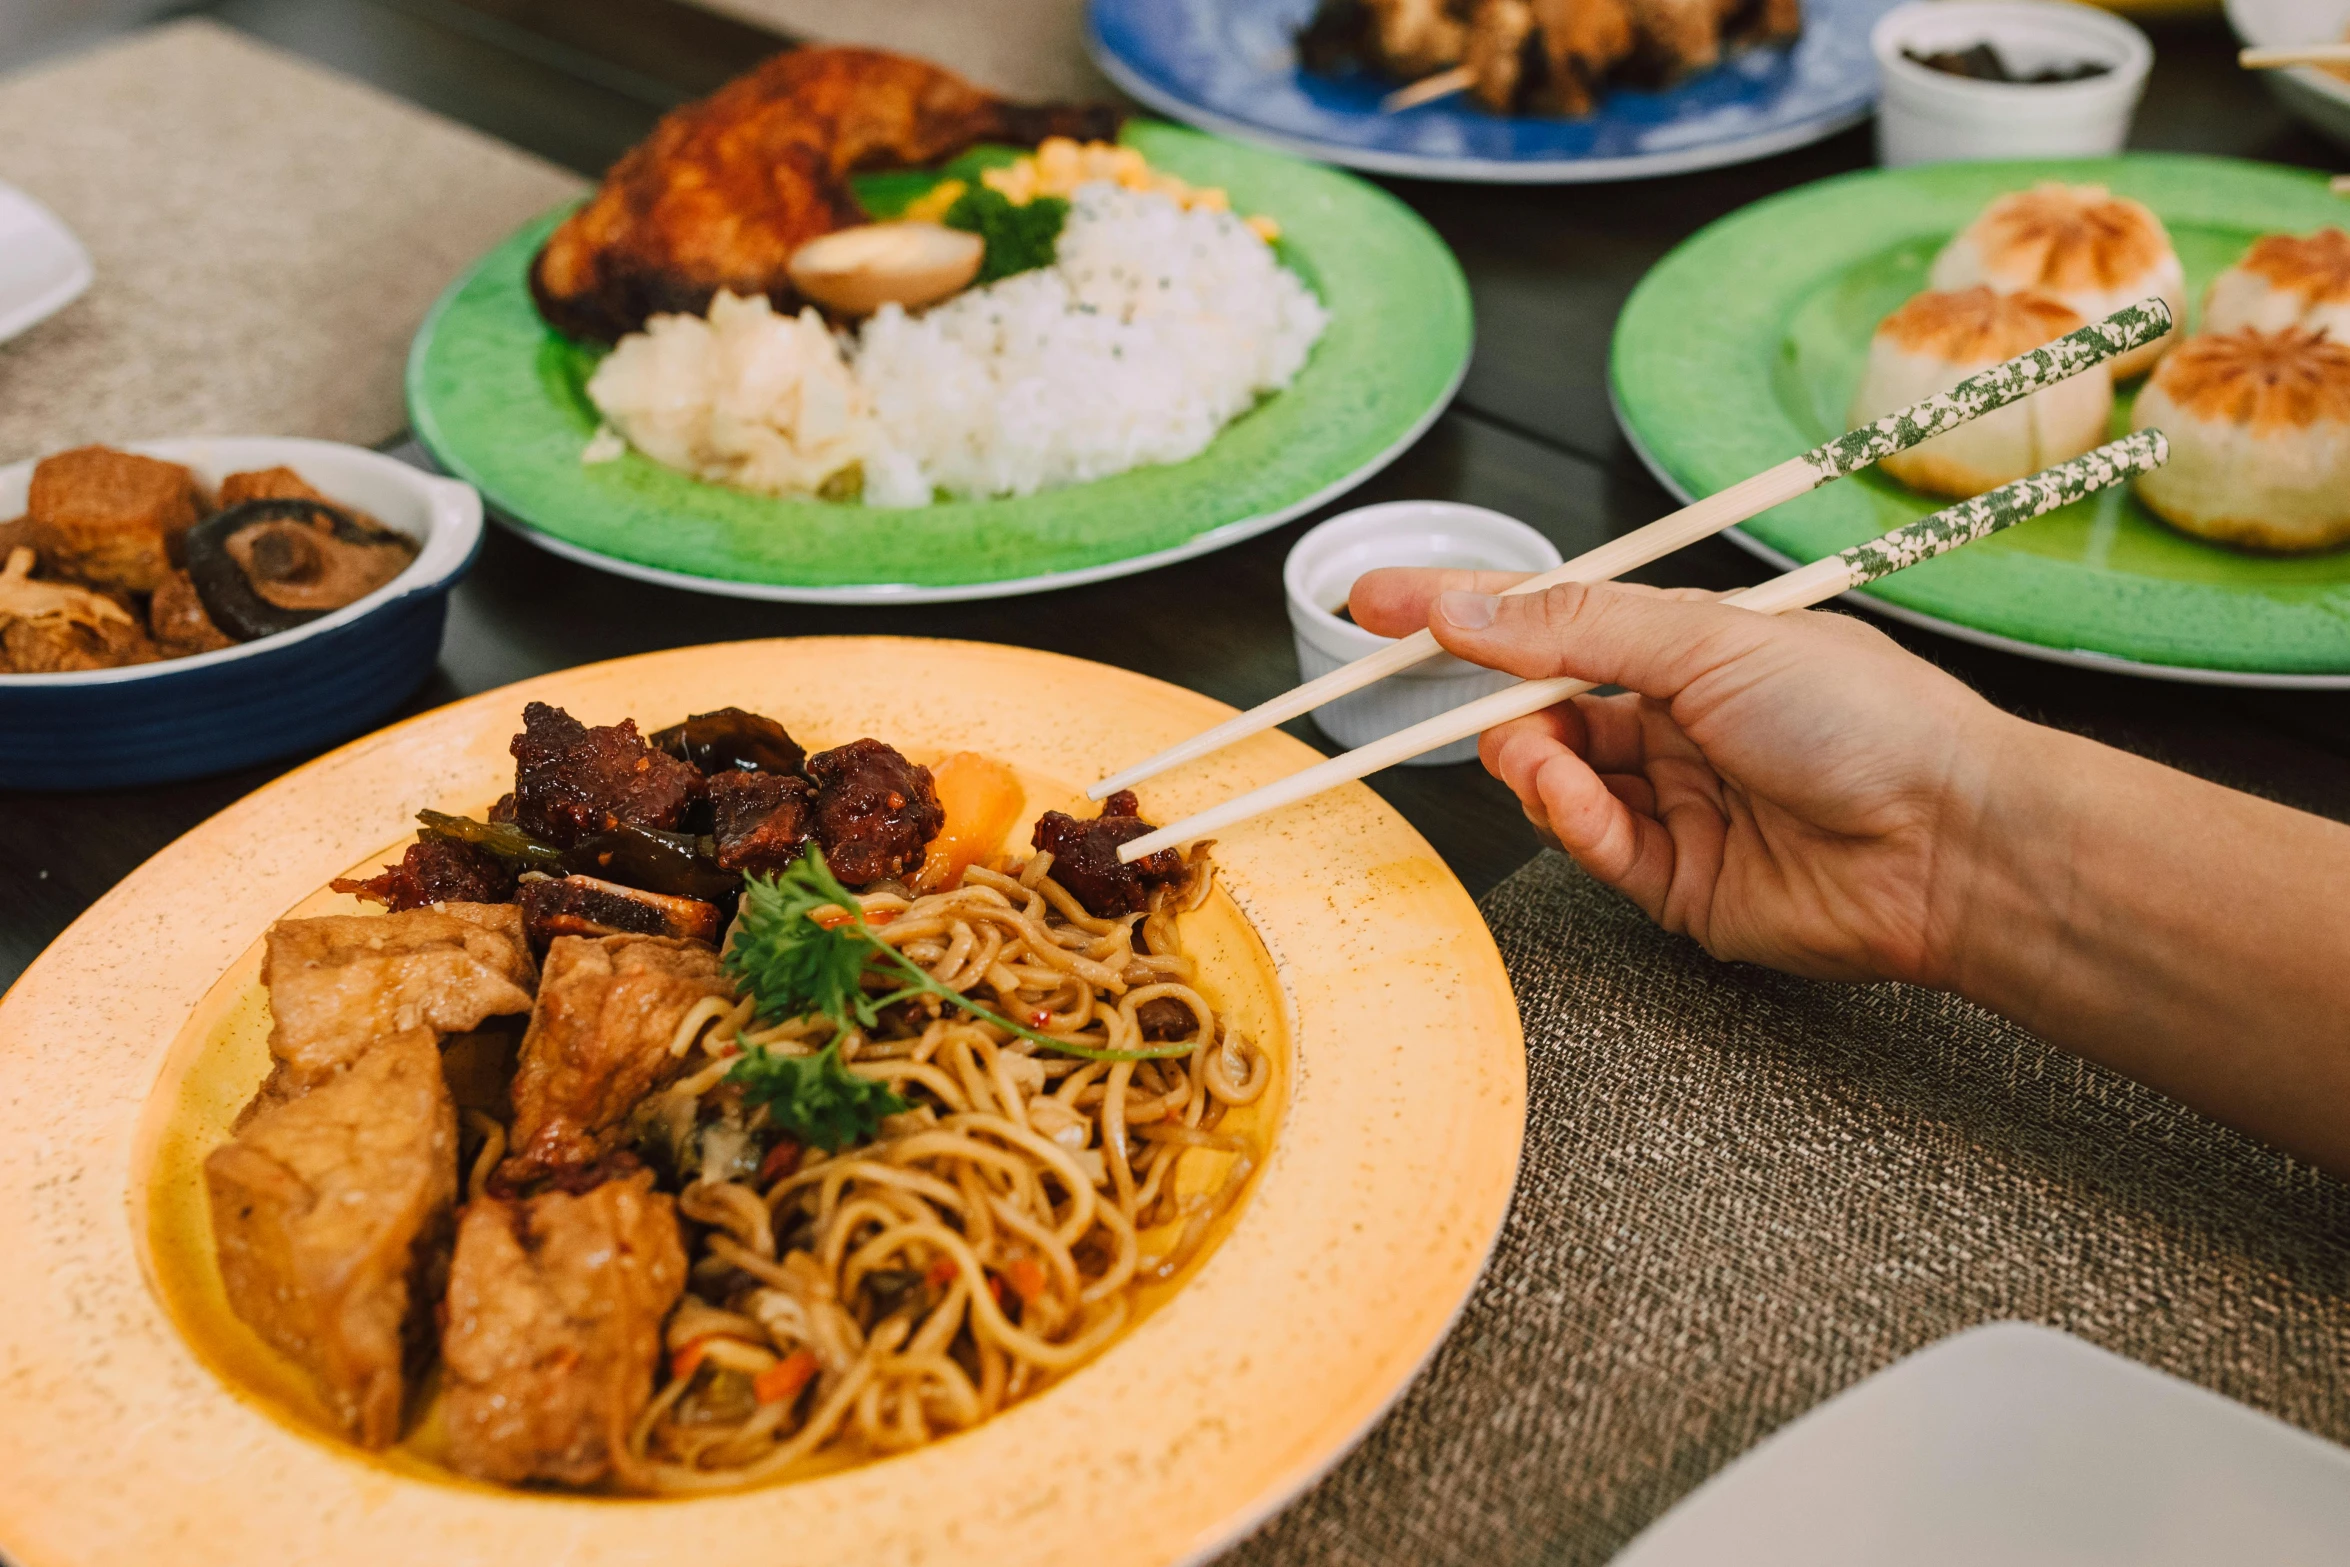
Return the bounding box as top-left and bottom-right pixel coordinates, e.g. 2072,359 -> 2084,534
183,498 -> 419,641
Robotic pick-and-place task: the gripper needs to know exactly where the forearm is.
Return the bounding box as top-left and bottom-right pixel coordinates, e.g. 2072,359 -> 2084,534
1934,718 -> 2350,1174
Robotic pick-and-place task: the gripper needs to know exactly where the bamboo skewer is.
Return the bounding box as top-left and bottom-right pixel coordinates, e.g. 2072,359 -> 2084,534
2239,44 -> 2350,69
1088,298 -> 2175,803
1382,65 -> 1476,111
1113,432 -> 2170,865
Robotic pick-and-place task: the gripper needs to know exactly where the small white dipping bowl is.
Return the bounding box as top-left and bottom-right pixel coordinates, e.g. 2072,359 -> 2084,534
1871,1 -> 2151,167
1284,501 -> 1562,766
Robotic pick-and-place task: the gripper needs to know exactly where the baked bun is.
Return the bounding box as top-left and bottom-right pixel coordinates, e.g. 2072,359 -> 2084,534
2130,327 -> 2350,553
1850,287 -> 2112,499
2202,229 -> 2350,344
1927,183 -> 2185,378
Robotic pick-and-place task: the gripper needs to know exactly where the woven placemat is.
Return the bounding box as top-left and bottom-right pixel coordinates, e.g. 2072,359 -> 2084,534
0,19 -> 582,463
1228,851 -> 2350,1565
683,0 -> 1115,101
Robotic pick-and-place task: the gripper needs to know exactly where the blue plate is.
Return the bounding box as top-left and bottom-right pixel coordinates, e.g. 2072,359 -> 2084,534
1087,0 -> 1896,182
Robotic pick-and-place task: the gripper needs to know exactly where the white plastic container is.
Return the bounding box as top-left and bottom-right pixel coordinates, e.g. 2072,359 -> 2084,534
1283,501 -> 1562,766
1871,1 -> 2152,167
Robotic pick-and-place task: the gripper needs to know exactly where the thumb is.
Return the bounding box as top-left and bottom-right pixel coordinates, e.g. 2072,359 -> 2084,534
1430,580 -> 1782,701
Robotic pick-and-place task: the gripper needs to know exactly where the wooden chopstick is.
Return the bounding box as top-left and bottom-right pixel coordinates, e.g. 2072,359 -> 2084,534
1382,65 -> 1475,112
2240,44 -> 2350,69
1088,298 -> 2175,803
1113,432 -> 2169,864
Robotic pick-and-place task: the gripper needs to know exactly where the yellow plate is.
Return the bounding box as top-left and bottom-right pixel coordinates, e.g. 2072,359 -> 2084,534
0,637 -> 1525,1566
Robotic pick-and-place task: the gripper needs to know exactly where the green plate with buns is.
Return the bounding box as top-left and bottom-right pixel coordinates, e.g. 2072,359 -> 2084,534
1612,154 -> 2350,684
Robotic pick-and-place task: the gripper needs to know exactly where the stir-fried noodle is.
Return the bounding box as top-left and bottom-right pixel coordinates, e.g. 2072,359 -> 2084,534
591,849 -> 1268,1492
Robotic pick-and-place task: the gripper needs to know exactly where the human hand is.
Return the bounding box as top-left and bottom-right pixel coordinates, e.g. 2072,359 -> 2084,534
1349,570 -> 2025,986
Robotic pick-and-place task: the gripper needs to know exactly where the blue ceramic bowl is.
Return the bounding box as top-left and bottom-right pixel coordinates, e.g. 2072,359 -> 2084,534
0,437 -> 482,789
1088,0 -> 1900,181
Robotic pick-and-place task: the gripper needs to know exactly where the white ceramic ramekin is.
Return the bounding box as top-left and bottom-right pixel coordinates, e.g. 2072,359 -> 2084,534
1871,1 -> 2152,167
1284,501 -> 1563,766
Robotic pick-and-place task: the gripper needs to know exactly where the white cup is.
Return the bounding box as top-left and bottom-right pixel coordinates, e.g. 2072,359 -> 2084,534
1871,0 -> 2152,167
1284,502 -> 1564,766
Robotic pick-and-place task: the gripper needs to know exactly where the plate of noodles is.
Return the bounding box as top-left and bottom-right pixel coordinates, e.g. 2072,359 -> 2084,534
0,638 -> 1522,1565
1613,153 -> 2350,684
408,60 -> 1470,604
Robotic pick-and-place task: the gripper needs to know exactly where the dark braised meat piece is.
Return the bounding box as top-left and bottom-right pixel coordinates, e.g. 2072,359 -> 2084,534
806,738 -> 944,887
708,769 -> 816,876
333,837 -> 518,913
149,567 -> 236,654
440,1168 -> 685,1487
509,700 -> 705,849
518,874 -> 721,951
1030,790 -> 1186,919
206,1027 -> 456,1448
1135,994 -> 1203,1042
651,706 -> 805,777
500,934 -> 734,1182
262,903 -> 537,1090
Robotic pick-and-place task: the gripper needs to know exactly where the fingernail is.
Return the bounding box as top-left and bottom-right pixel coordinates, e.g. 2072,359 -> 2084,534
1438,591 -> 1497,630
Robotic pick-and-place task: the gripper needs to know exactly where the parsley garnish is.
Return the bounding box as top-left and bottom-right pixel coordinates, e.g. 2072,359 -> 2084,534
722,845 -> 1189,1064
942,186 -> 1067,282
728,1039 -> 909,1154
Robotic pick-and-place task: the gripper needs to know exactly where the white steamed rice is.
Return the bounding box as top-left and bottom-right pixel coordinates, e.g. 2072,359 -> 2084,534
584,182 -> 1329,507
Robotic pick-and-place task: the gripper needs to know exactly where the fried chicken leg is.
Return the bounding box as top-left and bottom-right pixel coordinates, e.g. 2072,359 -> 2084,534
530,47 -> 1121,342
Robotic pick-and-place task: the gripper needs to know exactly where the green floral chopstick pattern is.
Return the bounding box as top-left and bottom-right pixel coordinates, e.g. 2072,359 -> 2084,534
1837,431 -> 2170,585
1798,300 -> 2174,484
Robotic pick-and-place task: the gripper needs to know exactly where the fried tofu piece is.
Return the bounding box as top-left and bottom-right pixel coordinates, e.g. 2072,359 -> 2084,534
263,903 -> 537,1090
24,445 -> 204,593
217,466 -> 331,508
149,567 -> 236,654
441,1169 -> 686,1487
205,1027 -> 458,1447
500,935 -> 732,1182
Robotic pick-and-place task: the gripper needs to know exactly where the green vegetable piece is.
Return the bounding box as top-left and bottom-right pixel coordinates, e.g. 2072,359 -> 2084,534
415,808 -> 567,871
943,186 -> 1068,283
727,1040 -> 909,1154
724,845 -> 1193,1063
723,846 -> 882,1030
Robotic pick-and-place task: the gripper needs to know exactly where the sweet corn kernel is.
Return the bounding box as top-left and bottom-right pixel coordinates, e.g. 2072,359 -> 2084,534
1247,214 -> 1282,243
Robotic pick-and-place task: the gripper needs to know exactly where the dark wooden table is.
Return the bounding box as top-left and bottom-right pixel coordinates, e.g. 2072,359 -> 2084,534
4,0 -> 2346,990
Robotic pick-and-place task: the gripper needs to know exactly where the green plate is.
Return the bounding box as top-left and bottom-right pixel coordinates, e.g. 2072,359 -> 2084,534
406,122 -> 1470,603
1611,154 -> 2350,685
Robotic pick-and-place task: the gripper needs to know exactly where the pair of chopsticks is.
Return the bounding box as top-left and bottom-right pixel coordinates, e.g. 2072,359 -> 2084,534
2240,44 -> 2350,70
1096,299 -> 2176,865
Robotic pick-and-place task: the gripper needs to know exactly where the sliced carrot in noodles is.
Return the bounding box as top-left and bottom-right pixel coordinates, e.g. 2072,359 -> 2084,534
754,1349 -> 819,1405
915,752 -> 1026,892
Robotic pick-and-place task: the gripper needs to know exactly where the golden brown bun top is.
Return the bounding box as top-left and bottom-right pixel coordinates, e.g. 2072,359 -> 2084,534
1971,183 -> 2172,291
2237,228 -> 2350,307
1877,286 -> 2084,361
2149,328 -> 2350,434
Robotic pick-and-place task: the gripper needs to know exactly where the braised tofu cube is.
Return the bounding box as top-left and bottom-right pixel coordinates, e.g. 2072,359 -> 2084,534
262,903 -> 537,1089
205,1027 -> 457,1447
25,445 -> 204,593
501,934 -> 732,1182
441,1169 -> 686,1486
